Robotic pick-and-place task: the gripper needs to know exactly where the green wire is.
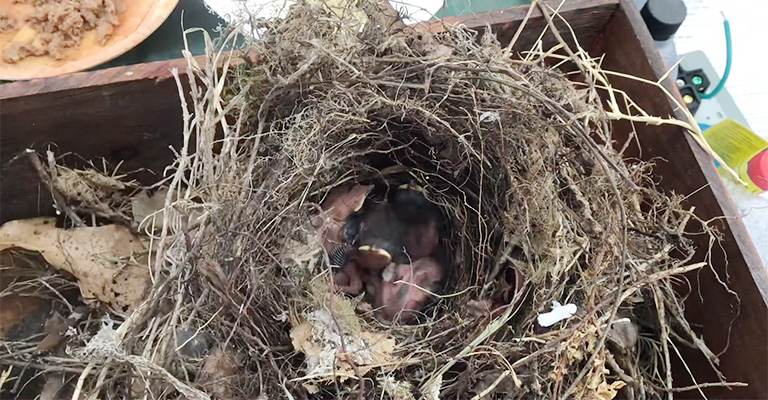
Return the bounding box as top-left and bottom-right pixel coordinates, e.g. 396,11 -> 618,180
700,14 -> 731,99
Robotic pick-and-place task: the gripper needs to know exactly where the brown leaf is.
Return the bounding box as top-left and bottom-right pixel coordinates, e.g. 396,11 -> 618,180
199,346 -> 242,400
290,309 -> 396,387
131,188 -> 168,232
0,218 -> 149,313
0,252 -> 48,338
607,318 -> 639,352
39,372 -> 70,400
34,313 -> 67,353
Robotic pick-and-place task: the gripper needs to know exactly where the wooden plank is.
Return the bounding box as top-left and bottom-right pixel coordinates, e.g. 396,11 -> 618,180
0,56 -> 195,100
0,74 -> 185,223
414,0 -> 619,53
590,1 -> 768,398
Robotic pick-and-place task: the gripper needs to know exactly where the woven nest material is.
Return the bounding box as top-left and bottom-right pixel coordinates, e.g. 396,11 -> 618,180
0,1 -> 737,400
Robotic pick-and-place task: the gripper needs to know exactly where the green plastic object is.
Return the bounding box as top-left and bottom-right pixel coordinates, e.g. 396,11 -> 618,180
437,0 -> 532,18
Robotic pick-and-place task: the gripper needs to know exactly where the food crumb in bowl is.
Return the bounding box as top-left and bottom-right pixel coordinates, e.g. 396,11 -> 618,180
1,0 -> 125,63
0,11 -> 18,33
2,42 -> 45,63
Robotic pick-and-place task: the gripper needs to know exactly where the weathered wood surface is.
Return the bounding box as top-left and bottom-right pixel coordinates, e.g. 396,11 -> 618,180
590,1 -> 767,398
414,0 -> 618,53
0,58 -> 190,222
0,57 -> 196,100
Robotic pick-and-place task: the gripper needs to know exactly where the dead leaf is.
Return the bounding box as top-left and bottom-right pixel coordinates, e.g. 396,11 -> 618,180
595,380 -> 627,400
411,32 -> 453,59
199,346 -> 242,400
0,218 -> 149,313
34,307 -> 88,354
131,188 -> 204,233
607,319 -> 639,352
40,372 -> 70,400
34,313 -> 67,354
379,376 -> 415,400
0,252 -> 49,338
290,309 -> 396,388
131,188 -> 168,232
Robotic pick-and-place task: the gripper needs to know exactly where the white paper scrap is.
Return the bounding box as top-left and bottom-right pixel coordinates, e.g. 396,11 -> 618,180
537,301 -> 577,327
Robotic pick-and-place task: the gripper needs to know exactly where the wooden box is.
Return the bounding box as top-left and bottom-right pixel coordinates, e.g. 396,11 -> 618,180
1,0 -> 765,398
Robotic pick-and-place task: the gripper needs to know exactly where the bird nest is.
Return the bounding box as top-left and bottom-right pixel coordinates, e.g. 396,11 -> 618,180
0,1 -> 738,399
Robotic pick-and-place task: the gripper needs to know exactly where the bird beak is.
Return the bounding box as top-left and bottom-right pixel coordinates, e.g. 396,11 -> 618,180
357,246 -> 392,261
353,198 -> 365,212
399,183 -> 424,193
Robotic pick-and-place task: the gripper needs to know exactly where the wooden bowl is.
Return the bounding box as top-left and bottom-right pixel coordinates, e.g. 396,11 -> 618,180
0,0 -> 179,80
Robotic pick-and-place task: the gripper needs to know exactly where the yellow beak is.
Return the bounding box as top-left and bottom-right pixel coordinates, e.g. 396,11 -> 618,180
353,198 -> 365,212
357,245 -> 392,261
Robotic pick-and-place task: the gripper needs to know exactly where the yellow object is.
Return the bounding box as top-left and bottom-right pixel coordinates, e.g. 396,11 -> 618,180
703,118 -> 768,193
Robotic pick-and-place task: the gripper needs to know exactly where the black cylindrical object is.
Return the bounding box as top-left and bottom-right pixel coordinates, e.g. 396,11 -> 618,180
640,0 -> 687,41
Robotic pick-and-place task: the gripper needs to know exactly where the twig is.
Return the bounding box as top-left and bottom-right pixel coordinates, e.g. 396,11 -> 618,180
503,1 -> 538,56
420,286 -> 529,395
70,361 -> 95,400
0,359 -> 85,374
652,381 -> 748,393
606,351 -> 637,388
26,150 -> 85,227
529,4 -> 631,399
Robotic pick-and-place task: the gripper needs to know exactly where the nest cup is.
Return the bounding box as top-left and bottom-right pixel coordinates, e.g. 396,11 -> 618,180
157,2 -> 718,397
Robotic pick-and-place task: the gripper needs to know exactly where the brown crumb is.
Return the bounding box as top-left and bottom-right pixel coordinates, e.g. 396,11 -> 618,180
2,0 -> 122,63
94,21 -> 114,45
12,0 -> 52,5
2,42 -> 45,63
0,11 -> 18,34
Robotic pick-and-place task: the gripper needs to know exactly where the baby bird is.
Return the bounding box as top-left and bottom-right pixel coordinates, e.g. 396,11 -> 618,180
315,183 -> 373,264
391,183 -> 443,261
351,200 -> 407,272
373,256 -> 446,324
333,259 -> 365,295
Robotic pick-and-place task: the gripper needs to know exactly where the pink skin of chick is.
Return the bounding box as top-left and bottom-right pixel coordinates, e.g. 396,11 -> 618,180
373,256 -> 444,324
333,259 -> 365,295
314,184 -> 373,255
333,257 -> 384,296
333,245 -> 396,296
